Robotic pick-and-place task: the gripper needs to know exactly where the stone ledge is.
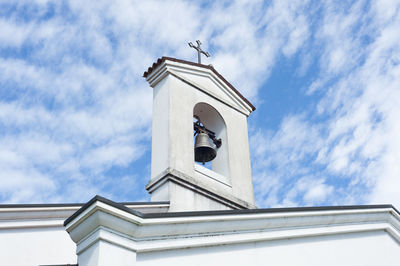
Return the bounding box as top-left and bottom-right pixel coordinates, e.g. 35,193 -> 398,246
146,168 -> 256,210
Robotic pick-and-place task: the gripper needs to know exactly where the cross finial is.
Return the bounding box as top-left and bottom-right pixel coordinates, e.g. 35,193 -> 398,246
188,40 -> 210,64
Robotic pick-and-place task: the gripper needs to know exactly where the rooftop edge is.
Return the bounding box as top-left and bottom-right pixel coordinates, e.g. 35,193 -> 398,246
64,195 -> 400,226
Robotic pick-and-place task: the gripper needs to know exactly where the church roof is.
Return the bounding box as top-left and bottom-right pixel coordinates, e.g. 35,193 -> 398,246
0,200 -> 168,209
1,199 -> 170,225
64,195 -> 400,226
39,264 -> 79,266
143,56 -> 256,111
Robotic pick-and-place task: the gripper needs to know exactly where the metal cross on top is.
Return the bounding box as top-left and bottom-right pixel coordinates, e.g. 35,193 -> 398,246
188,40 -> 210,64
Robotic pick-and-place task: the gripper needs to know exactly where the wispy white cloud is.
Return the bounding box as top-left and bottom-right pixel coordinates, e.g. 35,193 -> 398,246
251,0 -> 400,208
207,0 -> 311,100
0,1 -> 155,203
0,0 -> 313,204
0,0 -> 399,209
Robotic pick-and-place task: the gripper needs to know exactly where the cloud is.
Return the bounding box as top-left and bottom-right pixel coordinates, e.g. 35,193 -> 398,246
206,0 -> 311,100
0,1 -> 155,203
251,0 -> 400,208
251,115 -> 326,207
0,0 -> 399,209
283,177 -> 334,206
0,0 -> 314,204
0,19 -> 31,48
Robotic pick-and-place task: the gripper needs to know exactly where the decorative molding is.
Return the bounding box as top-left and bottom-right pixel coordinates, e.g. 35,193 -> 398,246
146,168 -> 255,209
145,58 -> 254,116
0,202 -> 169,230
66,197 -> 400,254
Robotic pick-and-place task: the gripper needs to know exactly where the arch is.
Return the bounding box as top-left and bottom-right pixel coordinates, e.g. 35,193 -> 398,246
193,102 -> 230,179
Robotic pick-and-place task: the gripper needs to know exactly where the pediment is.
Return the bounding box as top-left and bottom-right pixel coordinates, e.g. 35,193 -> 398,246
144,57 -> 255,116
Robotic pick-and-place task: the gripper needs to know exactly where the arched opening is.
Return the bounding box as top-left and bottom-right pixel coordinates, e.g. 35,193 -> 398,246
193,103 -> 229,179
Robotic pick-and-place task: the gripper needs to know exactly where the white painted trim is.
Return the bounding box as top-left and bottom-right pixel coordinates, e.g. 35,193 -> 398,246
142,208 -> 395,225
146,59 -> 253,115
0,206 -> 80,212
66,200 -> 400,255
135,223 -> 394,252
0,204 -> 168,214
65,201 -> 144,233
146,169 -> 253,209
0,219 -> 64,229
0,203 -> 169,231
73,214 -> 399,254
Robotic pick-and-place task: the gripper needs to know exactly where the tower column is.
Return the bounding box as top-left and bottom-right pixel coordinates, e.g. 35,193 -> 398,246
144,57 -> 256,211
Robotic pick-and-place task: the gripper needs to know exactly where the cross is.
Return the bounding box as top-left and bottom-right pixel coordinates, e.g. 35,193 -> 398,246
188,40 -> 210,64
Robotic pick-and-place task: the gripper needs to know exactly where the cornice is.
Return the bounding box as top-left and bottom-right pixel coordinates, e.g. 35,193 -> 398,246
65,196 -> 400,254
145,168 -> 255,210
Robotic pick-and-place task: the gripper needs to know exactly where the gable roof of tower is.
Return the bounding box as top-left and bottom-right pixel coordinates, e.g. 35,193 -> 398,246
143,56 -> 256,111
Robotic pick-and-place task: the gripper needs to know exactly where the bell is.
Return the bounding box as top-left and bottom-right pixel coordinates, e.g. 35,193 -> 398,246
195,132 -> 217,164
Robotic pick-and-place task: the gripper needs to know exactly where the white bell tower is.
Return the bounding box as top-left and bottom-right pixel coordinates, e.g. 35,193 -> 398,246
144,56 -> 256,211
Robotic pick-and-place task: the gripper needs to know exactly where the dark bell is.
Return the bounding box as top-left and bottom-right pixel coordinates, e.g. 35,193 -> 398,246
195,132 -> 217,164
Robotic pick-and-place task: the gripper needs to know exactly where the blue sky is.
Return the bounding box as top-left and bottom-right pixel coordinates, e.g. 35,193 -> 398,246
0,0 -> 399,208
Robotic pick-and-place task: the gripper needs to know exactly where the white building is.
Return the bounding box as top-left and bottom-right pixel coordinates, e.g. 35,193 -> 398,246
1,57 -> 399,266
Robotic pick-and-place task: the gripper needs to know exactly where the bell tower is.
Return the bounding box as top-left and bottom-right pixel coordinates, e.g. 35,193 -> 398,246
143,56 -> 256,211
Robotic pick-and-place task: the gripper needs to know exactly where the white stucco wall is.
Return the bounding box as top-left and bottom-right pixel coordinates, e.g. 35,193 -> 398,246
78,240 -> 137,266
66,199 -> 400,266
166,181 -> 233,211
0,224 -> 77,266
76,228 -> 400,266
150,76 -> 170,181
